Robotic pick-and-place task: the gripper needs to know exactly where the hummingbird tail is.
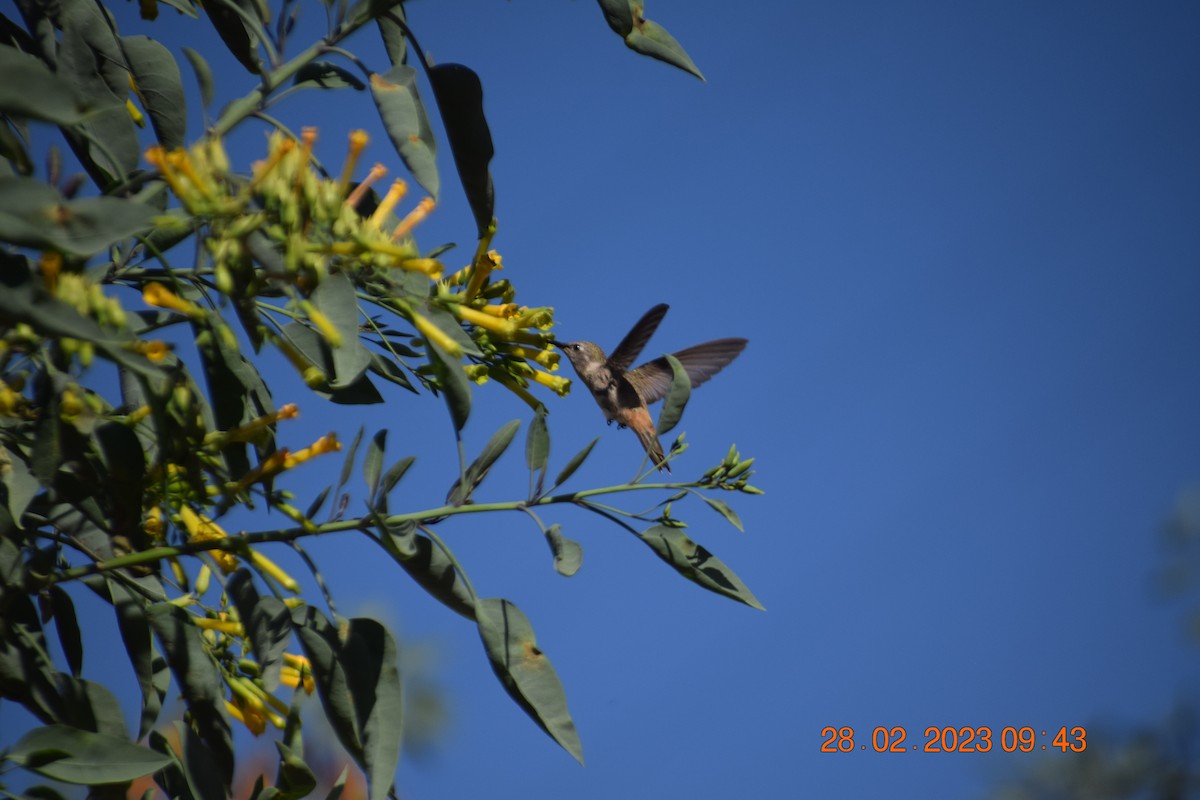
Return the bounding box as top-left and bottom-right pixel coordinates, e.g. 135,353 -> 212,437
634,423 -> 671,474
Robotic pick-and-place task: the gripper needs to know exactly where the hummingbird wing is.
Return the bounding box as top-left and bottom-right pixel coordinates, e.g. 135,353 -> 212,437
626,338 -> 748,405
607,304 -> 669,373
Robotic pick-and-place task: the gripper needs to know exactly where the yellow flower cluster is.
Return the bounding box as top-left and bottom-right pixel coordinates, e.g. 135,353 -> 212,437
144,127 -> 571,409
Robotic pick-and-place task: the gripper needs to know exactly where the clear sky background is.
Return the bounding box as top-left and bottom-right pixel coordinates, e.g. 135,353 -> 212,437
10,1 -> 1200,798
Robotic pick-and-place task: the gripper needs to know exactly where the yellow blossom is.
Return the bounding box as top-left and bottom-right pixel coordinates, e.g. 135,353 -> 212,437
226,698 -> 267,736
144,505 -> 164,540
345,163 -> 388,209
177,505 -> 238,573
369,178 -> 409,229
248,549 -> 301,593
280,665 -> 315,695
410,311 -> 463,357
464,249 -> 501,301
506,345 -> 559,370
194,617 -> 245,636
530,370 -> 571,397
338,130 -> 370,194
282,434 -> 340,469
40,251 -> 61,291
143,283 -> 203,318
452,304 -> 516,337
391,196 -> 435,241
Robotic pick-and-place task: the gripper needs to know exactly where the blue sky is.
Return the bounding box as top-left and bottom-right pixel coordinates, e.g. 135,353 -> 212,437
10,1 -> 1200,797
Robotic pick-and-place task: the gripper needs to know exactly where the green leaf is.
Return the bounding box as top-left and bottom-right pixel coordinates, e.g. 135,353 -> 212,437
380,522 -> 477,619
375,5 -> 408,67
0,45 -> 106,124
363,429 -> 387,503
553,437 -> 599,488
367,351 -> 417,394
203,0 -> 263,74
426,338 -> 471,432
369,65 -> 438,198
543,524 -> 582,577
428,63 -> 494,238
147,729 -> 192,800
122,35 -> 188,149
290,609 -> 404,800
0,177 -> 157,257
376,455 -> 415,513
338,426 -> 364,496
227,571 -> 291,692
475,598 -> 583,764
181,47 -> 215,109
624,16 -> 705,80
596,0 -> 635,35
47,587 -> 83,677
655,352 -> 690,436
274,740 -> 318,800
447,419 -> 520,505
525,408 -> 549,473
293,61 -> 367,91
312,272 -> 371,389
108,580 -> 168,740
8,725 -> 172,784
638,525 -> 763,610
147,603 -> 234,790
0,116 -> 32,175
698,494 -> 744,532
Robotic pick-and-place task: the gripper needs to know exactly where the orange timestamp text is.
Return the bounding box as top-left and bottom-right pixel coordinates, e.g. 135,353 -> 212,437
820,725 -> 1087,754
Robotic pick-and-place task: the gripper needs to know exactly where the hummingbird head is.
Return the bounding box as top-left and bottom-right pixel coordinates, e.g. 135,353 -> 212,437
555,340 -> 608,371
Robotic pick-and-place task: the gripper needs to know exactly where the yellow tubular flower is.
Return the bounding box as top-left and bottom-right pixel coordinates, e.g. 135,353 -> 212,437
144,146 -> 190,201
345,163 -> 388,209
300,301 -> 343,348
490,370 -> 546,413
40,251 -> 61,291
144,506 -> 164,540
530,370 -> 571,397
125,98 -> 146,127
452,304 -> 516,337
338,130 -> 370,194
410,311 -> 463,357
369,178 -> 409,229
282,434 -> 340,469
167,149 -> 213,200
396,258 -> 443,278
391,196 -> 435,241
226,699 -> 267,736
505,345 -> 559,370
280,665 -> 316,695
143,283 -> 204,318
464,249 -> 501,301
193,617 -> 246,636
247,547 -> 300,594
177,506 -> 238,573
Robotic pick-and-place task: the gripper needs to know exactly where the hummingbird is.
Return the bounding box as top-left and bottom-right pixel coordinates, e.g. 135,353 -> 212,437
556,304 -> 747,473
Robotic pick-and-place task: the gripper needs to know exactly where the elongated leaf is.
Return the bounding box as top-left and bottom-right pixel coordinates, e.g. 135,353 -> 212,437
0,46 -> 104,124
147,603 -> 234,790
698,494 -> 744,532
181,47 -> 215,108
638,525 -> 763,610
426,339 -> 471,432
475,598 -> 583,764
147,729 -> 192,800
293,61 -> 366,91
655,352 -> 690,435
47,586 -> 83,677
553,437 -> 598,488
0,116 -> 31,175
447,419 -> 520,504
9,725 -> 172,785
375,6 -> 407,67
543,524 -> 582,577
525,408 -> 549,473
367,351 -> 416,394
376,455 -> 415,513
428,63 -> 494,237
274,740 -> 317,799
122,35 -> 187,149
312,272 -> 371,389
364,429 -> 387,503
337,426 -> 364,496
380,522 -> 476,619
227,570 -> 291,691
369,65 -> 438,198
0,177 -> 157,257
624,17 -> 704,80
204,0 -> 263,74
290,608 -> 403,800
108,580 -> 167,740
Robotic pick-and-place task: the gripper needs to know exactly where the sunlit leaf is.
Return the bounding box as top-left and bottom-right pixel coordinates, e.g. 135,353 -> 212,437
655,352 -> 690,435
369,65 -> 438,198
447,419 -> 520,504
9,725 -> 172,784
638,525 -> 763,610
0,177 -> 157,257
475,598 -> 583,764
122,35 -> 187,149
426,339 -> 471,432
698,494 -> 744,532
553,437 -> 599,488
380,521 -> 476,619
526,408 -> 549,473
181,47 -> 215,109
0,46 -> 104,125
543,524 -> 582,577
364,429 -> 387,502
